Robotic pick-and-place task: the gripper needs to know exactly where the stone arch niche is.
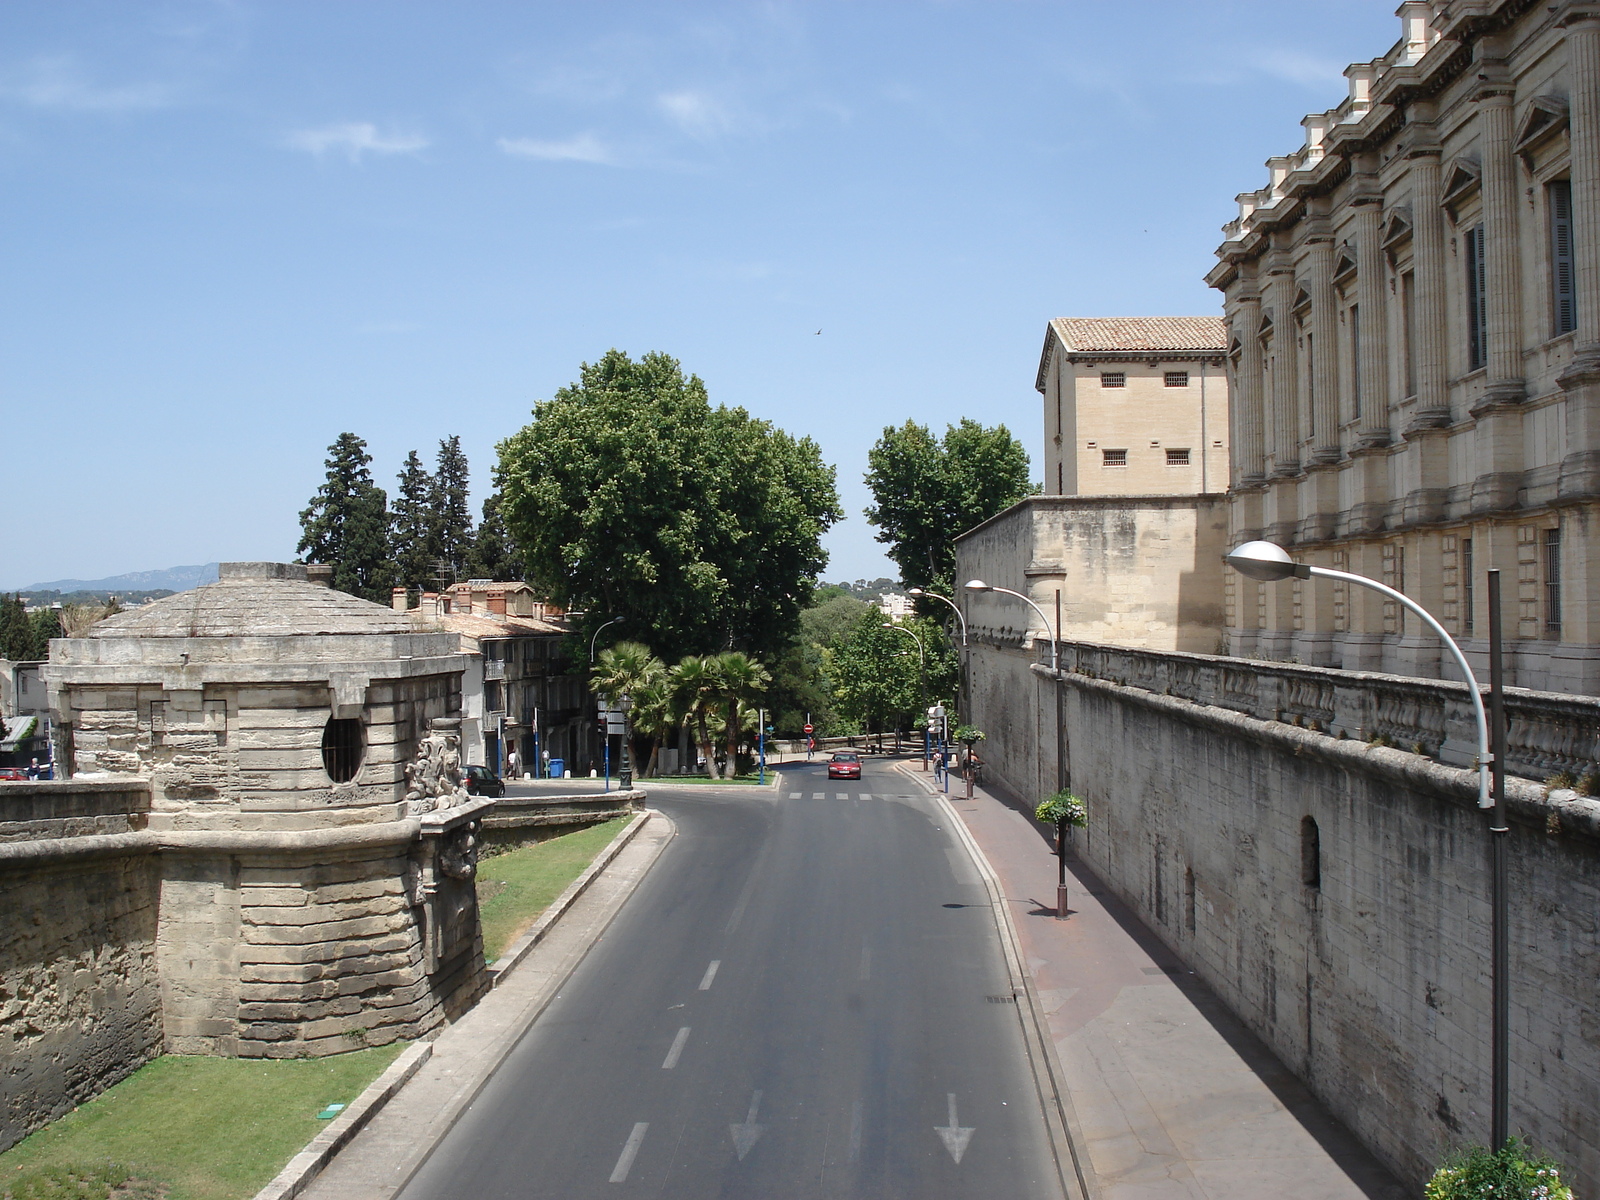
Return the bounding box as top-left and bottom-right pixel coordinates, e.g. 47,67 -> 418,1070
46,562 -> 490,1057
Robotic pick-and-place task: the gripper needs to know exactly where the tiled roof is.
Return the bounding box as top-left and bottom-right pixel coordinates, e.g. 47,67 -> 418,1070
1050,316 -> 1226,353
425,613 -> 569,648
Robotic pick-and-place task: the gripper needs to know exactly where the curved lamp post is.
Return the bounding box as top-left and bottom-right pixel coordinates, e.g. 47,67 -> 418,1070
964,580 -> 1058,671
909,587 -> 967,645
1224,539 -> 1506,1146
912,588 -> 967,789
884,622 -> 929,769
588,617 -> 622,664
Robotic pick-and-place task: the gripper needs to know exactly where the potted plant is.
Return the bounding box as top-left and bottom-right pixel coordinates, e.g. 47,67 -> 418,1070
1424,1139 -> 1573,1200
1035,789 -> 1087,919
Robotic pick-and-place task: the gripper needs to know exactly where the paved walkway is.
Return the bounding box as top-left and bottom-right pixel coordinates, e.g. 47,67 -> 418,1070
902,764 -> 1407,1200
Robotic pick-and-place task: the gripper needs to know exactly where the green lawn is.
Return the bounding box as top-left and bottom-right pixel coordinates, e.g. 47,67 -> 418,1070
0,1046 -> 403,1200
477,817 -> 630,961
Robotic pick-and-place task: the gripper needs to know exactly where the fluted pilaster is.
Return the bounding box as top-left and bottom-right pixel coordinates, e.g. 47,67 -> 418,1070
1562,12 -> 1600,362
1478,83 -> 1526,402
1268,265 -> 1300,475
1410,142 -> 1451,424
1234,289 -> 1266,482
1354,197 -> 1394,442
1306,237 -> 1341,462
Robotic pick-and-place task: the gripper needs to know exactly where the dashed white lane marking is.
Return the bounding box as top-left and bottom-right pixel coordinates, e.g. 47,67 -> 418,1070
934,1094 -> 975,1163
858,946 -> 871,981
698,960 -> 721,991
789,792 -> 801,799
836,792 -> 848,800
858,792 -> 872,801
729,1090 -> 766,1161
849,1098 -> 864,1162
610,1122 -> 649,1182
662,1026 -> 691,1069
811,792 -> 824,800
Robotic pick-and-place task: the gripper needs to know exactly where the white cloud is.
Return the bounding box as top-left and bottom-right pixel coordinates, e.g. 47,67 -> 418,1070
1254,50 -> 1348,90
497,132 -> 615,165
656,89 -> 736,139
285,122 -> 429,162
0,55 -> 173,112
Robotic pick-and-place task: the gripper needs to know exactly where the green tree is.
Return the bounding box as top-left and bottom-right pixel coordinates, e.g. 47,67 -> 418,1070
297,433 -> 393,603
829,611 -> 958,738
766,592 -> 872,735
391,450 -> 438,594
669,655 -> 723,778
0,595 -> 31,660
467,484 -> 525,582
864,418 -> 1033,596
497,350 -> 842,662
433,435 -> 476,581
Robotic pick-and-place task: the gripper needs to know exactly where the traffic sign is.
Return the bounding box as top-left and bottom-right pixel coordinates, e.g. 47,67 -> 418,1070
803,723 -> 814,734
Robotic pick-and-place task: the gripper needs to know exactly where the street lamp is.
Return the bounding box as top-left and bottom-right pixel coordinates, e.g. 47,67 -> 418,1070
963,580 -> 1058,671
884,622 -> 930,770
1224,539 -> 1505,1144
617,692 -> 634,790
909,588 -> 967,645
589,617 -> 622,664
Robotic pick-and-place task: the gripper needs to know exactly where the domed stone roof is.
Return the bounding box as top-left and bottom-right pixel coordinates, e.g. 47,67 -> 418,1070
87,563 -> 414,639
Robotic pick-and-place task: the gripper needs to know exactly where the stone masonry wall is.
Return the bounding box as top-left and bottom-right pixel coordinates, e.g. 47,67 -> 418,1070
967,640 -> 1600,1193
0,783 -> 162,1155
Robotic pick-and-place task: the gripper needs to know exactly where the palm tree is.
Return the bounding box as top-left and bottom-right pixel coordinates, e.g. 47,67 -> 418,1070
630,677 -> 680,777
670,655 -> 724,778
716,651 -> 770,779
590,641 -> 665,775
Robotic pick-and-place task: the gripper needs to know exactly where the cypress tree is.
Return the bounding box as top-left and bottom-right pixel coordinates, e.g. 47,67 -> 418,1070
390,450 -> 439,594
433,436 -> 475,581
0,595 -> 32,661
466,487 -> 525,582
297,433 -> 393,603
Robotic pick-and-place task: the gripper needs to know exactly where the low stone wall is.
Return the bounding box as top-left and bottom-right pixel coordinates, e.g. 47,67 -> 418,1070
0,782 -> 163,1155
966,639 -> 1600,1193
479,790 -> 643,855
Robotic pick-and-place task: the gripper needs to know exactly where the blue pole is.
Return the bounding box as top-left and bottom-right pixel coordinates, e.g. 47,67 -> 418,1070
758,709 -> 766,785
604,738 -> 610,793
532,729 -> 540,780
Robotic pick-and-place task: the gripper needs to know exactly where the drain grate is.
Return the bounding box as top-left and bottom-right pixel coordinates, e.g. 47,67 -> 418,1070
985,994 -> 1018,1004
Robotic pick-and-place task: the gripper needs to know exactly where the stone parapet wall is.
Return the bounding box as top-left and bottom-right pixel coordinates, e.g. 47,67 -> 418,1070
966,638 -> 1600,1191
0,785 -> 162,1155
480,790 -> 643,854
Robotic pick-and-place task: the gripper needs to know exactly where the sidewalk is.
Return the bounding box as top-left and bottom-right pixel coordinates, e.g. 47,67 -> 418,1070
904,764 -> 1407,1200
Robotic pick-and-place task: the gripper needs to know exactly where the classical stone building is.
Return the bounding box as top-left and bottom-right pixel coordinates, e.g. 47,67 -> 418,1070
41,562 -> 490,1060
1209,0 -> 1600,693
1036,317 -> 1230,497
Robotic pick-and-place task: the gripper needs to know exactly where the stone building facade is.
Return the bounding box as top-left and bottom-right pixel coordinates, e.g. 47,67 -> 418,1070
1209,0 -> 1600,694
40,563 -> 490,1060
1036,316 -> 1230,498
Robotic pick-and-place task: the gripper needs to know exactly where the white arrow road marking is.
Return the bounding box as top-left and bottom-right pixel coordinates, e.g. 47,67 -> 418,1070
934,1093 -> 975,1164
729,1090 -> 766,1160
698,960 -> 721,990
662,1026 -> 690,1069
610,1122 -> 648,1182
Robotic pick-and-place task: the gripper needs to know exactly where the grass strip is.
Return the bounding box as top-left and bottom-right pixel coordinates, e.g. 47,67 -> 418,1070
0,1046 -> 403,1200
477,817 -> 629,961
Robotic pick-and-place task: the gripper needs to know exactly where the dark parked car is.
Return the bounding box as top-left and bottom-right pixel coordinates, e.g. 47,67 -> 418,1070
827,751 -> 861,781
464,764 -> 506,797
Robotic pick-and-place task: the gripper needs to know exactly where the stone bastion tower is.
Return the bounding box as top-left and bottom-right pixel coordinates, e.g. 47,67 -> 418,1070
45,562 -> 491,1057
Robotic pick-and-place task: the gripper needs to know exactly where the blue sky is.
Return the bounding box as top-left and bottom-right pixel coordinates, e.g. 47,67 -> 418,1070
1,0 -> 1400,590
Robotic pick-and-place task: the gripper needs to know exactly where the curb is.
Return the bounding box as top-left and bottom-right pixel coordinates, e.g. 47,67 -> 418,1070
488,808 -> 654,986
250,809 -> 664,1200
250,1041 -> 434,1200
895,762 -> 1097,1200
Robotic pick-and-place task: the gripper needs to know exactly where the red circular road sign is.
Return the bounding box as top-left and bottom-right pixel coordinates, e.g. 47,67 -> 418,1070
803,723 -> 814,734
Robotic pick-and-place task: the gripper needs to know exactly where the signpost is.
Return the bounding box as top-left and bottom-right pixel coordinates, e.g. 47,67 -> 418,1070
803,720 -> 814,760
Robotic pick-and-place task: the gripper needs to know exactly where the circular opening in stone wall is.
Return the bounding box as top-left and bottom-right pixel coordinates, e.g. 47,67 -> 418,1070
321,718 -> 366,783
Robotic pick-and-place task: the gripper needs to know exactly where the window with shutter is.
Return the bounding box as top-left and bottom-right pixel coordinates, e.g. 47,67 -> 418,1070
1551,180 -> 1576,336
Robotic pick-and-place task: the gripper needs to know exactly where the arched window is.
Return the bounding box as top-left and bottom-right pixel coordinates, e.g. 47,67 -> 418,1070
1301,815 -> 1322,889
321,718 -> 366,783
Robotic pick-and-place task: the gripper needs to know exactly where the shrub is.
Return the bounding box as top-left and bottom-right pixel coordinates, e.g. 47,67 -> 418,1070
1035,790 -> 1087,828
1424,1139 -> 1573,1200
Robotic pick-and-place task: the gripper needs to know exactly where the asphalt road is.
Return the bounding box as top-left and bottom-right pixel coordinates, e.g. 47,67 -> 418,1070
398,757 -> 1062,1200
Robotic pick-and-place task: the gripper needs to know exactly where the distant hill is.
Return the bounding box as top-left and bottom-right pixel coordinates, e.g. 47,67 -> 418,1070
14,563 -> 220,596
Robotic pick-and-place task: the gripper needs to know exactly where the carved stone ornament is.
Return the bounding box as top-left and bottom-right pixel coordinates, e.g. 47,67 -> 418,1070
404,718 -> 471,813
438,821 -> 480,881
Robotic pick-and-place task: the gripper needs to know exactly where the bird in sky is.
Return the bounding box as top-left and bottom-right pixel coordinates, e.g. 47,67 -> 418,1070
815,329 -> 822,335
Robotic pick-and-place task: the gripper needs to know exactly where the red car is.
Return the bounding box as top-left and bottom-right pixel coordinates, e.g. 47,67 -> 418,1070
827,751 -> 861,780
0,768 -> 28,781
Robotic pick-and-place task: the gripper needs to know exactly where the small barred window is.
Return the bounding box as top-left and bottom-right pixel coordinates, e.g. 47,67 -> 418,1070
1166,448 -> 1191,466
1164,371 -> 1189,388
1102,448 -> 1128,467
1100,372 -> 1126,388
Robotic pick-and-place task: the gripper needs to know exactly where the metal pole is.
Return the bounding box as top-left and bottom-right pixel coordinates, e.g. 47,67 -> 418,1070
758,707 -> 766,786
603,737 -> 610,793
1056,817 -> 1069,921
1487,569 -> 1509,1148
1055,587 -> 1068,920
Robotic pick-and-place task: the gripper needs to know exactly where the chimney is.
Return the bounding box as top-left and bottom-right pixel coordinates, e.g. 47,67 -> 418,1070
391,587 -> 408,612
306,564 -> 334,588
420,592 -> 440,618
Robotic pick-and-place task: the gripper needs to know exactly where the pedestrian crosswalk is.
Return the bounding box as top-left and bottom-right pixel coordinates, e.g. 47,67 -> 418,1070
786,791 -> 892,801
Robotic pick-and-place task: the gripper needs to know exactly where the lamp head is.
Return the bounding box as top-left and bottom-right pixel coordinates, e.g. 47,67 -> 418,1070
618,693 -> 633,713
964,579 -> 991,592
1225,540 -> 1310,582
881,622 -> 894,629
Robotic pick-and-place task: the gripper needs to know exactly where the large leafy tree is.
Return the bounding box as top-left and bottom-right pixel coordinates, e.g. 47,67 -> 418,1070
391,450 -> 438,593
864,418 -> 1033,597
433,436 -> 476,580
766,592 -> 873,735
297,433 -> 393,603
498,350 -> 842,660
467,485 -> 525,582
829,611 -> 958,736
